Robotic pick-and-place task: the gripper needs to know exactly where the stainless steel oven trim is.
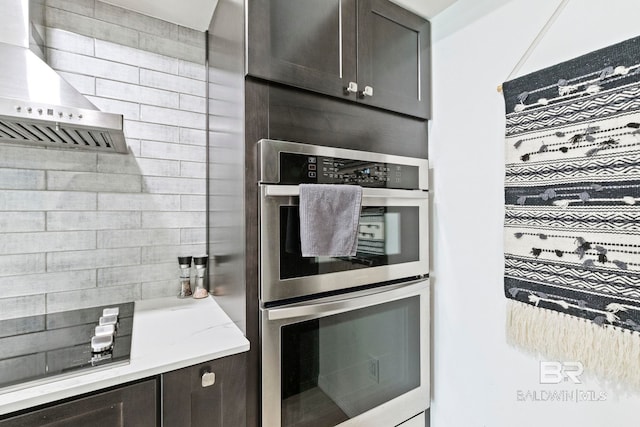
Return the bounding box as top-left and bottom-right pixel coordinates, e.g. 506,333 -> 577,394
261,279 -> 430,427
258,139 -> 429,190
264,185 -> 428,199
259,184 -> 429,303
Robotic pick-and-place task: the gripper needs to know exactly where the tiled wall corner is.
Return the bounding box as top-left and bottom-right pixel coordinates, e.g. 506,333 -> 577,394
0,0 -> 214,318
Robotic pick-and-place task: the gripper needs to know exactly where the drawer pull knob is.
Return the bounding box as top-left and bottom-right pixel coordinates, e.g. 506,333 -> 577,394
359,85 -> 374,98
201,372 -> 216,387
345,81 -> 358,95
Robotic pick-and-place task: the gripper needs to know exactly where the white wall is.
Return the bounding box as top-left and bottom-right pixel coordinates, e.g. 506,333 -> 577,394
429,0 -> 640,426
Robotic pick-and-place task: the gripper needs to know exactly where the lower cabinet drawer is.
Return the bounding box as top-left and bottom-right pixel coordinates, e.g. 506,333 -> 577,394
0,379 -> 157,427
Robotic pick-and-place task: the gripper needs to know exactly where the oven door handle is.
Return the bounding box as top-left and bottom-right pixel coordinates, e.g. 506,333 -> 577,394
263,185 -> 428,199
266,279 -> 428,321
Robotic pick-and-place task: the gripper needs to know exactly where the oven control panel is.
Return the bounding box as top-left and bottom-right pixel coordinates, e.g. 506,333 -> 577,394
279,152 -> 420,189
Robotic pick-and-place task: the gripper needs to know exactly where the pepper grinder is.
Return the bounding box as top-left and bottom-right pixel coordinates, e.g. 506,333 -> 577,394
177,256 -> 193,298
192,255 -> 209,299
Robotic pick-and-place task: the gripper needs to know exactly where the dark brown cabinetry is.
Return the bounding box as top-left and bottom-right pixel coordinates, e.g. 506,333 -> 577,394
0,380 -> 157,427
162,353 -> 246,427
247,0 -> 430,119
357,0 -> 430,118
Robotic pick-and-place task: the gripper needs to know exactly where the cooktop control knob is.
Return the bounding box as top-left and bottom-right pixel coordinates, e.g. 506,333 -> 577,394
99,314 -> 118,326
103,307 -> 119,317
91,335 -> 113,353
95,324 -> 116,337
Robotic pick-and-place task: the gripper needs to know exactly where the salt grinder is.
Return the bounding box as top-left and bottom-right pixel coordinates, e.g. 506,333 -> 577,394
178,256 -> 193,298
192,255 -> 209,299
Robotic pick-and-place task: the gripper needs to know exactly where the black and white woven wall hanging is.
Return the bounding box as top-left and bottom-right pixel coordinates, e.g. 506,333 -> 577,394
502,35 -> 640,385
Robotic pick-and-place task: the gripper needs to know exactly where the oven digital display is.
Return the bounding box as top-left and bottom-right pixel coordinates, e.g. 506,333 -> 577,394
279,152 -> 420,189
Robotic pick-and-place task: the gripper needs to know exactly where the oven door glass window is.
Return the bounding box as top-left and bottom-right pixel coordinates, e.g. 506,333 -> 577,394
280,206 -> 419,279
280,296 -> 420,427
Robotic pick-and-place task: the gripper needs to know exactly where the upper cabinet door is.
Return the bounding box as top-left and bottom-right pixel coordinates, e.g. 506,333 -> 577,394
357,0 -> 431,119
247,0 -> 357,99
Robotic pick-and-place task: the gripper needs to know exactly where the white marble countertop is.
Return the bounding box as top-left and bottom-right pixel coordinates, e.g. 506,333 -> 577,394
0,295 -> 250,416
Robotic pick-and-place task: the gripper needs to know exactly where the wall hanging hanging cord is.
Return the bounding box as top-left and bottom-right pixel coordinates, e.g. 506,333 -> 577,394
497,0 -> 570,93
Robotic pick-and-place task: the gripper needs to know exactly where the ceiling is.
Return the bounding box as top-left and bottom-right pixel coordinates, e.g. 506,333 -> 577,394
102,0 -> 458,32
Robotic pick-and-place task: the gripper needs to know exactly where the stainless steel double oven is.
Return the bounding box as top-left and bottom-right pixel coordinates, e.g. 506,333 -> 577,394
258,139 -> 430,427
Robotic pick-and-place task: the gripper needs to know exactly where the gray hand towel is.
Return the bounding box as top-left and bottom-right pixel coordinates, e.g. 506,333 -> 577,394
299,184 -> 363,257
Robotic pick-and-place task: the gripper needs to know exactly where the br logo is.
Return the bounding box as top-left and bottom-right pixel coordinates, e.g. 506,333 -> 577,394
539,361 -> 584,384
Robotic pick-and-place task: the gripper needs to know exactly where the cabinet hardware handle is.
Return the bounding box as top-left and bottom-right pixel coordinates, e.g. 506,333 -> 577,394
358,85 -> 374,98
201,371 -> 216,387
344,81 -> 358,95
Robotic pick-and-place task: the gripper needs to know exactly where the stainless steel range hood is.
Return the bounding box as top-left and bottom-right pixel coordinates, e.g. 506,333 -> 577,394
0,0 -> 128,153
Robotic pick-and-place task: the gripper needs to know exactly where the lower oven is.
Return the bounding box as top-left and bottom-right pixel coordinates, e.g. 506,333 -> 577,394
261,279 -> 429,427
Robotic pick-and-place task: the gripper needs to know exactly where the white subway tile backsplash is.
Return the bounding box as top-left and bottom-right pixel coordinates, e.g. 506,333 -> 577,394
140,69 -> 204,96
96,153 -> 142,175
0,191 -> 96,211
47,248 -> 141,272
86,95 -> 140,120
0,145 -> 97,172
96,79 -> 179,109
95,39 -> 179,74
97,193 -> 180,211
48,49 -> 139,84
210,147 -> 242,165
0,169 -> 45,190
124,121 -> 179,143
139,33 -> 203,65
180,228 -> 206,245
125,139 -> 141,156
0,270 -> 96,298
47,171 -> 142,193
0,3 -> 231,316
140,141 -> 206,162
97,263 -> 174,287
47,0 -> 95,17
0,296 -> 46,320
209,98 -> 242,118
178,60 -> 206,81
46,28 -> 95,56
0,231 -> 96,255
95,1 -> 178,40
180,161 -> 206,178
0,254 -> 46,278
47,211 -> 140,231
142,176 -> 205,195
0,212 -> 45,233
45,7 -> 139,49
46,284 -> 142,312
178,27 -> 206,49
180,195 -> 206,211
135,158 -> 181,177
179,94 -> 207,113
97,229 -> 180,249
142,211 -> 206,229
141,279 -> 179,299
179,128 -> 206,146
140,105 -> 206,130
209,82 -> 240,102
141,244 -> 206,264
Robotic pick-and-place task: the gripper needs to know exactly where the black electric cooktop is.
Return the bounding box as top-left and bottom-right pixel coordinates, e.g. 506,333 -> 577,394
0,302 -> 134,394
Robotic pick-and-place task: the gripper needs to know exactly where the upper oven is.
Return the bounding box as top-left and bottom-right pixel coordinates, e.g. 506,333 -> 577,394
258,139 -> 429,304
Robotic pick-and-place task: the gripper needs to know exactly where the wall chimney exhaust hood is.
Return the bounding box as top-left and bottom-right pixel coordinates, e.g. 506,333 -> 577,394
0,0 -> 128,153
